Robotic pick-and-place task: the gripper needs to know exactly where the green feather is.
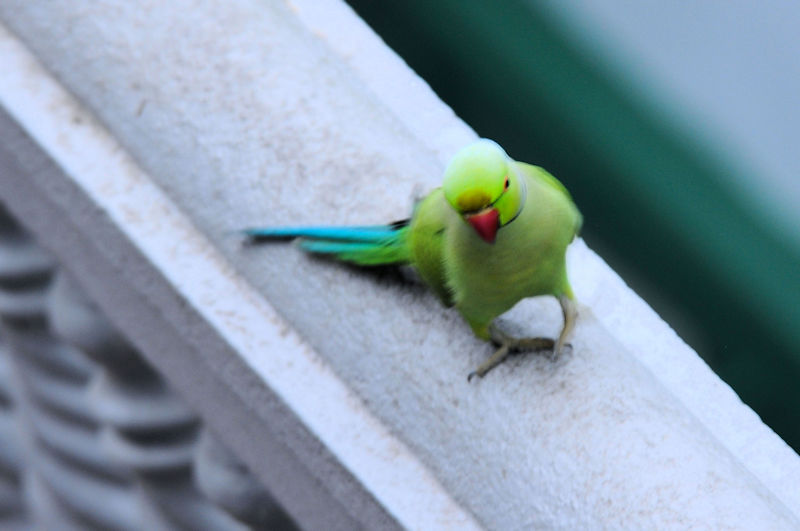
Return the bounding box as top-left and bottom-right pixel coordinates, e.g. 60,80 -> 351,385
298,228 -> 410,266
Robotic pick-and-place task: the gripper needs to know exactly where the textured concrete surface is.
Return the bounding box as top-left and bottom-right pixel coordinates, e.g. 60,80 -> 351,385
0,1 -> 798,529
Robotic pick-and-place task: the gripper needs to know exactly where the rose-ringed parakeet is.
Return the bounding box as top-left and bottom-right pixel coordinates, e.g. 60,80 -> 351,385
244,139 -> 582,379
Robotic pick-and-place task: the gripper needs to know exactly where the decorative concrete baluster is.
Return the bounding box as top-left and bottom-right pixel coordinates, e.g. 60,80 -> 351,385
0,206 -> 141,530
194,429 -> 297,530
0,337 -> 26,527
48,271 -> 250,530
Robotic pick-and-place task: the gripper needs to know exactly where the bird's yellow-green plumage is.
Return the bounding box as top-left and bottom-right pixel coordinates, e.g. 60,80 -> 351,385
412,141 -> 581,339
244,139 -> 582,378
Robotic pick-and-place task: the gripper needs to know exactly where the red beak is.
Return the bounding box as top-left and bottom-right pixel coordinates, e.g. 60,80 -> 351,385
466,208 -> 500,243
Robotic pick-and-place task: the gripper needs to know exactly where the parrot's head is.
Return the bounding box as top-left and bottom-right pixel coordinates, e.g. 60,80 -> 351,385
442,139 -> 526,244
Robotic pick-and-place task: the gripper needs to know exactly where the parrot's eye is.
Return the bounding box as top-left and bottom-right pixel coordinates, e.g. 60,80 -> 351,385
504,177 -> 510,190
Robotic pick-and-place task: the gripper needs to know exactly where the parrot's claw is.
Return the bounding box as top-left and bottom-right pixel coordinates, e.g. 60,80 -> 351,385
546,342 -> 572,361
467,326 -> 556,381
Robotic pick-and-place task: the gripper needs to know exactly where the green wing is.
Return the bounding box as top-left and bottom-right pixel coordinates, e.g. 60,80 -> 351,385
407,188 -> 455,306
515,162 -> 582,237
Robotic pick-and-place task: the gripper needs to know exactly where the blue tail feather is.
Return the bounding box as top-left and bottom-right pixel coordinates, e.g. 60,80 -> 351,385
298,240 -> 379,253
243,222 -> 410,266
243,226 -> 399,242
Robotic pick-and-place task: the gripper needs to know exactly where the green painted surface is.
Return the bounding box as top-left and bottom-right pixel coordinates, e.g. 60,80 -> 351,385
347,0 -> 800,451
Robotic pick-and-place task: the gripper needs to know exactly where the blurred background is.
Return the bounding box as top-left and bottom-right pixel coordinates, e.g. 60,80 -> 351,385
345,1 -> 800,451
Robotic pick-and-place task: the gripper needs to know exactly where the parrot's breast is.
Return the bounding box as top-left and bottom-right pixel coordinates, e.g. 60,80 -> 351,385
443,172 -> 578,330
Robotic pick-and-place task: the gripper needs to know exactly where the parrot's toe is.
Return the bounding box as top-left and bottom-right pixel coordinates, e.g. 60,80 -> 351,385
468,343 -> 510,382
548,342 -> 573,362
469,325 -> 558,381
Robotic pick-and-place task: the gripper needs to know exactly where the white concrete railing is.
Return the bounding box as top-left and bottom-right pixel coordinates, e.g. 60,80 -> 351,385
0,1 -> 798,529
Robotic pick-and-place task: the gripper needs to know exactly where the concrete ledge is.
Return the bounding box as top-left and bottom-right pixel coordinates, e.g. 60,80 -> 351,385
0,1 -> 798,529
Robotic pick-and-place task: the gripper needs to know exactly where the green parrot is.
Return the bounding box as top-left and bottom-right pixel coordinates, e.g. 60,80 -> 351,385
244,139 -> 582,379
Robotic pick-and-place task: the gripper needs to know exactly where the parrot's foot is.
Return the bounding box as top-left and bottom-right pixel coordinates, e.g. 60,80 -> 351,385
468,295 -> 579,381
467,326 -> 555,381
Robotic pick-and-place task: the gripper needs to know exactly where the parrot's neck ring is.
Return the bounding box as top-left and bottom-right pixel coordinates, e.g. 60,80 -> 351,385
500,173 -> 527,227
